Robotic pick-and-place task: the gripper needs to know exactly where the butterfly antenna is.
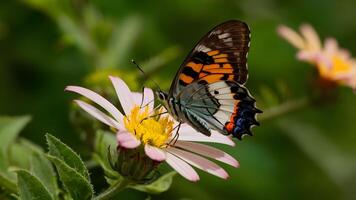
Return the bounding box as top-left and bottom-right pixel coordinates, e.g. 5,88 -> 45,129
131,59 -> 162,92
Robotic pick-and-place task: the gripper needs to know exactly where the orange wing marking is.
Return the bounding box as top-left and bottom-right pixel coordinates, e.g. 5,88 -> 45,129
203,68 -> 234,74
179,73 -> 194,84
203,64 -> 220,70
215,58 -> 228,63
213,54 -> 228,58
207,50 -> 220,56
200,74 -> 224,83
186,62 -> 203,73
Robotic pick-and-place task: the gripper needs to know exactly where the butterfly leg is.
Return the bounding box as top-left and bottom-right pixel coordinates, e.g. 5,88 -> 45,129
140,111 -> 168,124
168,122 -> 181,146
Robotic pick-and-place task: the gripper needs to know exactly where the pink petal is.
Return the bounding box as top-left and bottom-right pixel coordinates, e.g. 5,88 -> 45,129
167,147 -> 229,179
74,100 -> 122,130
144,144 -> 166,161
277,25 -> 306,50
116,131 -> 140,149
175,141 -> 239,167
177,124 -> 235,146
109,76 -> 135,116
165,152 -> 200,182
65,86 -> 124,124
300,24 -> 321,51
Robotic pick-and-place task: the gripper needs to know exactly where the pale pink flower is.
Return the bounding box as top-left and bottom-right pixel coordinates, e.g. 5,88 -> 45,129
66,76 -> 238,181
278,24 -> 356,91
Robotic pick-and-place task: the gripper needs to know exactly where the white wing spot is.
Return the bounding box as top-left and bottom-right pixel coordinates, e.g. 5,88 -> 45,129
196,45 -> 211,52
223,38 -> 233,43
207,81 -> 229,91
212,30 -> 222,35
218,33 -> 230,39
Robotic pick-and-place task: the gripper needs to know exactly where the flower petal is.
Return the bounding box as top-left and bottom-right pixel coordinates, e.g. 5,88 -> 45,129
277,25 -> 306,50
165,152 -> 200,182
175,141 -> 239,167
116,131 -> 141,149
65,86 -> 124,124
300,24 -> 321,51
142,87 -> 154,112
296,51 -> 319,63
131,92 -> 143,106
74,100 -> 122,130
131,88 -> 154,113
109,76 -> 135,116
324,38 -> 338,56
177,124 -> 235,146
167,147 -> 229,179
144,145 -> 166,161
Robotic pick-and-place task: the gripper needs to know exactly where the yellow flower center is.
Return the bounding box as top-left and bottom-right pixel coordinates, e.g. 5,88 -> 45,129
124,106 -> 173,148
318,55 -> 352,80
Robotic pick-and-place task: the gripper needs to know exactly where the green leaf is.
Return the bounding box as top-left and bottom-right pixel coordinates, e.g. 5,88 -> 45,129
130,172 -> 177,194
0,116 -> 31,152
30,152 -> 59,199
0,116 -> 31,172
46,133 -> 90,180
47,156 -> 93,200
9,138 -> 44,170
16,169 -> 53,200
0,172 -> 17,194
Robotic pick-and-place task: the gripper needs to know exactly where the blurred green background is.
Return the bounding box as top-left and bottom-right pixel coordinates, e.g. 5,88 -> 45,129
1,0 -> 356,199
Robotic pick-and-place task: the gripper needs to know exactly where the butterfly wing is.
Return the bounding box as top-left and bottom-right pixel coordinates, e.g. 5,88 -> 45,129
169,20 -> 251,97
179,80 -> 261,139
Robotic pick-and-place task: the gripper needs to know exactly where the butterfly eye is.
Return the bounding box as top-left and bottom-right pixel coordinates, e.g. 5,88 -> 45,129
157,91 -> 167,101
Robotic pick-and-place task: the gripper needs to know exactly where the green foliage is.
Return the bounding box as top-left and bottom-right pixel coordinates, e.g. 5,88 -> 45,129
0,173 -> 17,195
47,156 -> 93,200
0,116 -> 31,173
0,116 -> 31,196
278,118 -> 356,186
45,134 -> 93,200
16,169 -> 53,200
93,130 -> 120,180
9,139 -> 43,170
130,172 -> 177,194
97,15 -> 142,69
46,133 -> 90,180
30,152 -> 59,199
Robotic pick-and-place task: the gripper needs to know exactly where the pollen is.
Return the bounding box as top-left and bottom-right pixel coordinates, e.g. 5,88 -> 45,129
124,106 -> 173,148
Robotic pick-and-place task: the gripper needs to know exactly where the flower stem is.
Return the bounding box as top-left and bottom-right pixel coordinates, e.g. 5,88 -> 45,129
94,178 -> 131,200
259,97 -> 310,122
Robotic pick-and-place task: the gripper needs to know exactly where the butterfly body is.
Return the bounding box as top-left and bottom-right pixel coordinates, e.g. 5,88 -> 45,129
158,20 -> 261,140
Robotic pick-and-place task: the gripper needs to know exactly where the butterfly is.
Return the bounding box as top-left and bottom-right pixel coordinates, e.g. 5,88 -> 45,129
157,20 -> 262,140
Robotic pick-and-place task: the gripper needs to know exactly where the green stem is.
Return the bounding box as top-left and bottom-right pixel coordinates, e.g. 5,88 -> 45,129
259,97 -> 310,122
94,178 -> 131,200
